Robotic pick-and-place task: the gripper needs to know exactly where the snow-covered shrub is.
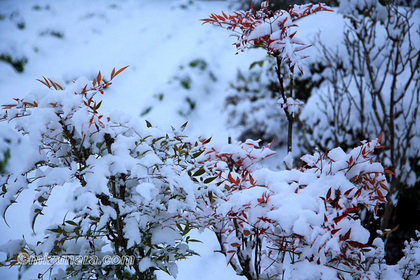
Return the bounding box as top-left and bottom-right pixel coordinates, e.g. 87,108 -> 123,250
202,0 -> 333,155
0,64 -> 403,280
190,134 -> 394,279
0,1 -> 414,279
0,67 -> 203,279
366,231 -> 420,280
0,65 -> 397,280
225,55 -> 320,149
300,0 -> 420,186
298,0 -> 420,262
200,1 -> 419,278
397,231 -> 420,279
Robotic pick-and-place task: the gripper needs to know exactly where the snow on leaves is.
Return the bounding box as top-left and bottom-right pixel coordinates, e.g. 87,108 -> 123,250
278,96 -> 304,116
0,65 -> 398,278
189,133 -> 391,279
0,67 -> 202,278
201,1 -> 333,73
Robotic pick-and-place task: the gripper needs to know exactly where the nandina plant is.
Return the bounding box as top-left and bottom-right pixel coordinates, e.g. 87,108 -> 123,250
0,65 -> 409,280
201,0 -> 333,155
1,1 -> 415,279
197,1 -> 403,279
0,67 -> 204,280
189,133 -> 394,279
0,59 -> 412,280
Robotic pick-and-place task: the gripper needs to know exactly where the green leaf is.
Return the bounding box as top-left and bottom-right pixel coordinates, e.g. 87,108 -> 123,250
184,224 -> 191,235
96,142 -> 103,149
180,77 -> 191,90
145,120 -> 152,128
190,177 -> 198,183
192,150 -> 204,159
95,100 -> 102,110
48,228 -> 60,233
192,168 -> 205,177
65,220 -> 78,226
34,160 -> 46,166
176,224 -> 183,232
189,58 -> 207,70
31,208 -> 44,231
208,191 -> 214,203
141,106 -> 152,116
180,121 -> 188,132
203,177 -> 217,184
187,239 -> 202,243
249,60 -> 264,70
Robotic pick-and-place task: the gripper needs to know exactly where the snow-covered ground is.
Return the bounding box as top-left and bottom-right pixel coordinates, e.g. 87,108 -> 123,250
0,0 -> 344,279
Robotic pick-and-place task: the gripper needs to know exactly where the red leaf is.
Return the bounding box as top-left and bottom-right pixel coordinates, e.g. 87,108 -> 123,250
112,65 -> 129,80
379,182 -> 390,193
343,207 -> 359,214
354,188 -> 362,198
333,215 -> 346,224
346,156 -> 353,165
228,173 -> 236,184
377,132 -> 383,142
259,227 -> 269,235
202,137 -> 212,145
341,228 -> 351,241
36,77 -> 49,87
331,228 -> 341,235
347,241 -> 368,249
326,188 -> 332,200
384,168 -> 395,176
249,174 -> 255,186
43,77 -> 51,87
344,188 -> 354,196
241,212 -> 248,219
80,85 -> 87,96
227,251 -> 236,266
377,194 -> 387,203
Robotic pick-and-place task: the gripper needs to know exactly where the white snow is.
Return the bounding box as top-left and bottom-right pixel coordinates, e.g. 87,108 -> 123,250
0,1 -> 255,279
1,0 -> 414,279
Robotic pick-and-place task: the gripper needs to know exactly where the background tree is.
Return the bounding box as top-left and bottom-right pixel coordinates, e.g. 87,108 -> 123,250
299,0 -> 420,263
